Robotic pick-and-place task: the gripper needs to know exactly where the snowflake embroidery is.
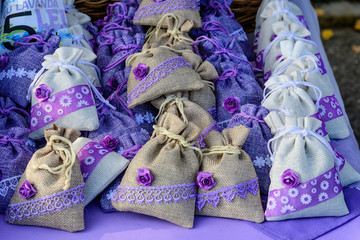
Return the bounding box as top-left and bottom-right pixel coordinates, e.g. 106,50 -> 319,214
6,68 -> 16,78
81,86 -> 90,95
281,196 -> 289,204
43,115 -> 53,124
135,114 -> 144,124
253,156 -> 266,168
31,117 -> 38,127
320,180 -> 329,190
106,189 -> 116,200
84,156 -> 95,165
59,95 -> 72,107
15,68 -> 26,78
300,193 -> 312,205
281,205 -> 296,214
44,104 -> 53,113
318,192 -> 329,202
288,188 -> 299,198
267,197 -> 277,210
77,100 -> 89,108
27,69 -> 37,79
264,155 -> 272,167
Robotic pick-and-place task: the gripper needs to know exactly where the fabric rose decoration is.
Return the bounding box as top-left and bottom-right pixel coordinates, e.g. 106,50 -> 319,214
281,169 -> 300,188
136,168 -> 153,186
18,180 -> 37,199
133,63 -> 148,80
35,84 -> 53,102
222,96 -> 241,114
100,135 -> 119,150
197,172 -> 216,190
0,53 -> 9,69
106,78 -> 119,91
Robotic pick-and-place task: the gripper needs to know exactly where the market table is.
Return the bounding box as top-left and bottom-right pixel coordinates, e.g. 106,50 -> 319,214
1,0 -> 360,239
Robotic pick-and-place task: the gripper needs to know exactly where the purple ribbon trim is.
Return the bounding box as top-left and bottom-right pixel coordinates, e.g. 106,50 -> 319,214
127,57 -> 190,106
310,112 -> 329,137
196,122 -> 220,148
316,95 -> 343,122
77,141 -> 114,182
255,49 -> 264,71
265,166 -> 342,218
196,178 -> 259,211
253,32 -> 260,51
30,85 -> 95,132
314,53 -> 327,75
133,0 -> 200,21
297,15 -> 310,30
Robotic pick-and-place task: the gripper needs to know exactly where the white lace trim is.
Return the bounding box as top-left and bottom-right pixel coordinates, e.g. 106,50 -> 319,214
0,175 -> 22,197
0,67 -> 37,81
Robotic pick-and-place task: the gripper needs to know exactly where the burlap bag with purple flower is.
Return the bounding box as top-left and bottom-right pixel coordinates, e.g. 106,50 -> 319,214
112,112 -> 202,228
126,47 -> 206,109
195,125 -> 264,223
264,112 -> 349,221
28,47 -> 111,139
6,124 -> 85,232
133,0 -> 201,30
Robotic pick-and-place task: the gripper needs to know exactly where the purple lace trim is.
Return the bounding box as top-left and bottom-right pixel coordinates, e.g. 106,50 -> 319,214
196,122 -> 220,148
6,183 -> 85,222
77,141 -> 114,182
30,85 -> 95,132
112,182 -> 197,205
127,57 -> 190,105
133,0 -> 200,21
317,95 -> 343,122
196,178 -> 259,211
265,166 -> 342,218
0,175 -> 21,197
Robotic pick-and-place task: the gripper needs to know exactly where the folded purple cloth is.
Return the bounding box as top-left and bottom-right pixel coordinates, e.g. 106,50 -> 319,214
0,97 -> 29,130
0,127 -> 34,213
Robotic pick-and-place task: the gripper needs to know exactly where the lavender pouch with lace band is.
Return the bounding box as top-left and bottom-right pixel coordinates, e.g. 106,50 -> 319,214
0,31 -> 60,108
227,104 -> 273,196
112,112 -> 202,228
6,124 -> 85,232
0,127 -> 33,213
133,0 -> 201,30
0,97 -> 29,130
195,126 -> 264,223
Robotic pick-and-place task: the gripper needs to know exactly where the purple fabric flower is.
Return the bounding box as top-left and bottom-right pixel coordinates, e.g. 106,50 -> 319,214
18,180 -> 37,199
133,63 -> 149,80
34,84 -> 52,102
106,78 -> 119,91
100,135 -> 119,150
0,53 -> 9,69
222,96 -> 241,114
197,171 -> 216,190
281,169 -> 300,188
136,168 -> 153,186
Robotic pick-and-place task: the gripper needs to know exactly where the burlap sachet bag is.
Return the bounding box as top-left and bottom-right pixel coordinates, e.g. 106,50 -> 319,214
6,124 -> 85,232
28,46 -> 109,139
195,126 -> 264,223
112,112 -> 202,228
73,137 -> 129,205
126,47 -> 205,108
0,128 -> 34,213
264,112 -> 349,221
133,0 -> 201,30
272,54 -> 349,139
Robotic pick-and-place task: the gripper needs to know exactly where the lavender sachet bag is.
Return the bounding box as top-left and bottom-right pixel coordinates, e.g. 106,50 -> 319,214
0,97 -> 29,130
0,30 -> 61,107
215,61 -> 263,129
227,104 -> 273,196
0,127 -> 33,213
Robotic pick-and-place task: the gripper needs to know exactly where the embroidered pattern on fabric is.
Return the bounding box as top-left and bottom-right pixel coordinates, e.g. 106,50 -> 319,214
6,184 -> 85,222
133,0 -> 200,21
253,155 -> 272,168
196,122 -> 220,148
30,85 -> 95,132
112,182 -> 197,205
196,178 -> 259,211
265,166 -> 342,218
127,57 -> 190,105
135,112 -> 155,125
316,95 -> 343,122
0,68 -> 37,81
77,141 -> 114,182
0,175 -> 22,197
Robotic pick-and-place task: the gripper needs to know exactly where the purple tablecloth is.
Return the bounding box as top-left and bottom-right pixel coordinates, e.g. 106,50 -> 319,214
1,1 -> 360,239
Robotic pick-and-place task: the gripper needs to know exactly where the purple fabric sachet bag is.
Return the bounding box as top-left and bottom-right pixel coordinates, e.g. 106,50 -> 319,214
0,127 -> 34,213
227,104 -> 273,196
215,61 -> 263,129
0,97 -> 29,130
0,30 -> 61,108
